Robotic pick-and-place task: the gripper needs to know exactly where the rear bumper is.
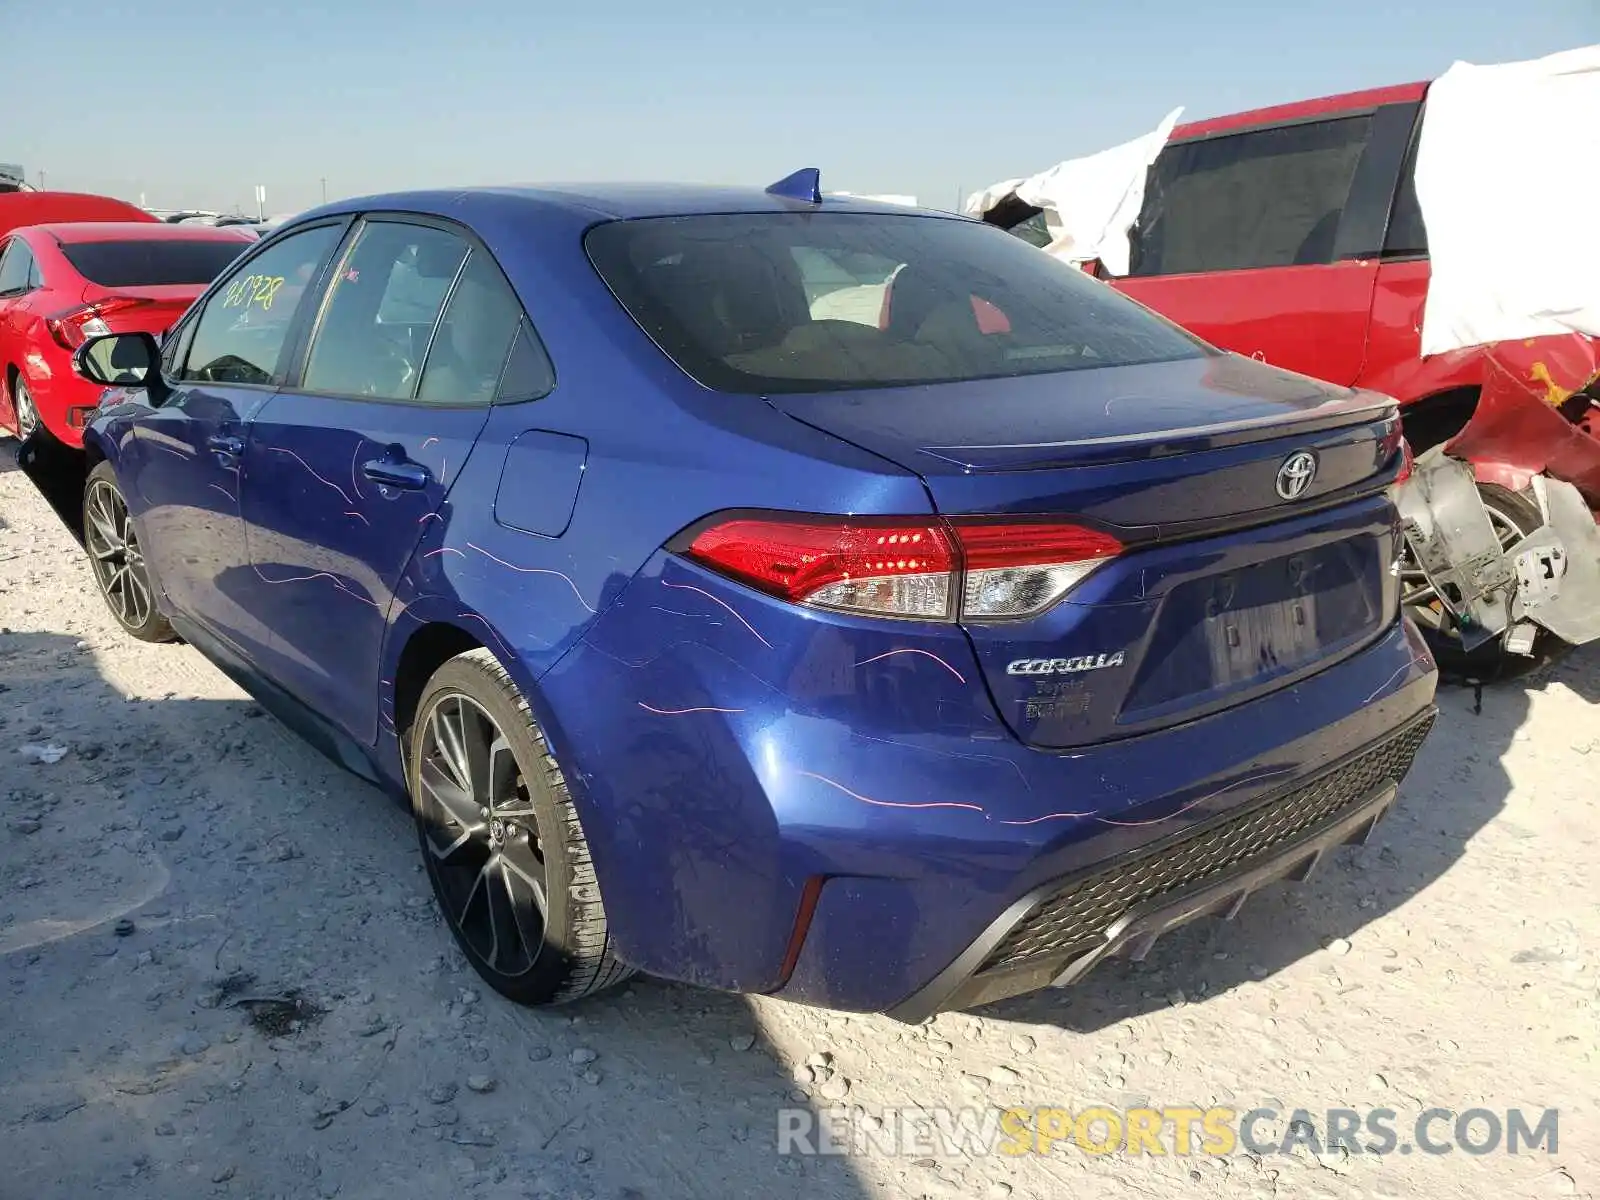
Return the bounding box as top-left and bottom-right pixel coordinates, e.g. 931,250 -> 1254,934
16,345 -> 94,448
887,709 -> 1433,1021
549,552 -> 1438,1011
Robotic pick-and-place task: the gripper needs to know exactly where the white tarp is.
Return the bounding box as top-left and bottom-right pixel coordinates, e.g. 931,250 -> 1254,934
1418,45 -> 1600,355
964,108 -> 1182,274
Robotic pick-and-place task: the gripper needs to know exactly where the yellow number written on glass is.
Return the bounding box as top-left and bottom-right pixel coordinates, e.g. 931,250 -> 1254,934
223,274 -> 286,311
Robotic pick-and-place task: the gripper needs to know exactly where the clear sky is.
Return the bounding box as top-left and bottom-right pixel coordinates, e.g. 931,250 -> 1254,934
6,0 -> 1595,216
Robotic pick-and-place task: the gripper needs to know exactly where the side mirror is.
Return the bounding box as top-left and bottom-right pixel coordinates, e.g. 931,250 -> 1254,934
72,332 -> 170,404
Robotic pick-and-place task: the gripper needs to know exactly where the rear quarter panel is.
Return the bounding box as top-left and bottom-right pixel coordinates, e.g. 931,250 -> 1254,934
368,200 -> 940,975
1358,260 -> 1484,402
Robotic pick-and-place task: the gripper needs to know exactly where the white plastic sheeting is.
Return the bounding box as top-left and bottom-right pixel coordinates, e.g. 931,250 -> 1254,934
964,109 -> 1183,275
1417,45 -> 1600,355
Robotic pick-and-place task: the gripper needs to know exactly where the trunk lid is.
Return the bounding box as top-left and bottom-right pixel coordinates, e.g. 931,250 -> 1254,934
80,282 -> 204,336
82,284 -> 206,329
770,353 -> 1405,748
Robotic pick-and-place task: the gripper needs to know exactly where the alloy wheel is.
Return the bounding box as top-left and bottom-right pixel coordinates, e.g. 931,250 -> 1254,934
13,379 -> 38,440
416,693 -> 549,976
84,479 -> 154,630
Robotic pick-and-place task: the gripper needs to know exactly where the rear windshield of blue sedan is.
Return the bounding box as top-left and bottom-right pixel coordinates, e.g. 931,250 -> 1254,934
585,212 -> 1206,394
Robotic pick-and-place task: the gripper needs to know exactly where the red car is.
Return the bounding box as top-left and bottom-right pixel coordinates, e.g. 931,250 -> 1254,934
0,221 -> 254,447
979,80 -> 1600,676
0,190 -> 155,240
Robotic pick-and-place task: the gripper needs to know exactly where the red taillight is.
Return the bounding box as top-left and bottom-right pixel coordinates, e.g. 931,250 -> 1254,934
952,520 -> 1124,619
687,517 -> 957,619
46,296 -> 153,350
1396,436 -> 1415,484
684,515 -> 1122,621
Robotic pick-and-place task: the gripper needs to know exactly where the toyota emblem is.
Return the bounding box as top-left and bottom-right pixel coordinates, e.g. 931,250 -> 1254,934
1275,451 -> 1318,500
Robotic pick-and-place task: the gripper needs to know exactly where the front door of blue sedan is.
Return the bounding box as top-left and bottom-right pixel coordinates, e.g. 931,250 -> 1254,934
128,222 -> 348,660
235,218 -> 526,745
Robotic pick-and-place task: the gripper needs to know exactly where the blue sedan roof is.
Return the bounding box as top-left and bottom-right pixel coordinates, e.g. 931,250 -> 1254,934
299,183 -> 948,226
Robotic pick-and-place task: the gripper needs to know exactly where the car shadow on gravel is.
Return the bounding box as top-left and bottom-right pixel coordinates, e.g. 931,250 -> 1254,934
0,627 -> 873,1200
975,646 -> 1600,1034
12,435 -> 87,542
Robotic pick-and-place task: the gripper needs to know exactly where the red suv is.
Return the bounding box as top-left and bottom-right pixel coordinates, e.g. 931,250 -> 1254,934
980,81 -> 1600,676
0,221 -> 254,447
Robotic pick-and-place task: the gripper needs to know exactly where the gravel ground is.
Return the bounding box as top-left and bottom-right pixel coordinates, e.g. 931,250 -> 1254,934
2,441 -> 1597,1200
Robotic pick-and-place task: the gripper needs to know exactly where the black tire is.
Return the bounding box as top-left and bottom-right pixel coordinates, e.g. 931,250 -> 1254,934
1406,483 -> 1571,683
408,647 -> 632,1005
82,461 -> 176,643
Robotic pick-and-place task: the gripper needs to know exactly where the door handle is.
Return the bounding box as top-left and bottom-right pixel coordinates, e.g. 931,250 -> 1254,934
362,458 -> 431,490
207,434 -> 244,456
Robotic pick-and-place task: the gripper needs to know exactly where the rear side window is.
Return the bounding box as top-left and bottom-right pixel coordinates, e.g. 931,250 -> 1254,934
1130,116 -> 1374,276
496,320 -> 556,401
0,239 -> 34,294
59,239 -> 249,287
1383,125 -> 1428,258
586,213 -> 1204,394
1003,210 -> 1053,249
303,222 -> 468,401
415,249 -> 527,405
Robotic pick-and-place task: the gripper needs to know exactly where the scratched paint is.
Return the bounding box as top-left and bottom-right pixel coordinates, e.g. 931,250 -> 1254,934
796,769 -> 988,815
267,445 -> 353,506
659,579 -> 771,648
853,647 -> 967,684
249,564 -> 380,609
637,702 -> 747,716
465,542 -> 596,614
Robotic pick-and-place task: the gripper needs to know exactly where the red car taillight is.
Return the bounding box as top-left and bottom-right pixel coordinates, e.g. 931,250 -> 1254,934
684,515 -> 1123,621
1396,436 -> 1415,484
45,296 -> 153,350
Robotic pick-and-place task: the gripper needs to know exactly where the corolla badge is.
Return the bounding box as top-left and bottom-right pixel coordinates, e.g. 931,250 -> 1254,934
1007,652 -> 1126,676
1275,450 -> 1318,500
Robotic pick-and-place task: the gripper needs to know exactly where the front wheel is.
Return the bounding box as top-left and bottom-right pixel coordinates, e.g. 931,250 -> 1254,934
408,648 -> 633,1005
83,461 -> 175,643
1401,483 -> 1570,681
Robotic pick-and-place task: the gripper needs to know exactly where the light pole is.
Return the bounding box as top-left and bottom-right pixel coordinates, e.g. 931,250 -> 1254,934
38,168 -> 46,190
320,177 -> 328,204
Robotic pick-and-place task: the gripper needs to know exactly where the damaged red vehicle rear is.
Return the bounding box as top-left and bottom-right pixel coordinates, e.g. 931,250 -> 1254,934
981,79 -> 1600,677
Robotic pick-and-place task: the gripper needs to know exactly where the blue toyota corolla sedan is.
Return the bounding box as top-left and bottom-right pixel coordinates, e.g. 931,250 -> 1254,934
69,173 -> 1437,1018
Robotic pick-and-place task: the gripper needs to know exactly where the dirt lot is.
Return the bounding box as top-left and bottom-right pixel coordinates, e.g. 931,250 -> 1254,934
1,442 -> 1597,1200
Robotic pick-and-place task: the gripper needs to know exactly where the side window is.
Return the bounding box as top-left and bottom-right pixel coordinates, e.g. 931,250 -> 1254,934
161,317 -> 198,378
1383,133 -> 1428,258
25,254 -> 42,289
415,249 -> 526,405
495,319 -> 556,402
179,225 -> 344,386
1003,211 -> 1054,250
0,240 -> 34,295
1129,116 -> 1374,276
302,222 -> 467,401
